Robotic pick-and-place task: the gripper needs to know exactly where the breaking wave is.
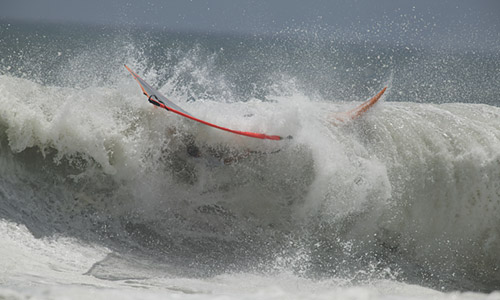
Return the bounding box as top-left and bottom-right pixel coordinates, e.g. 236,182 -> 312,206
1,71 -> 500,291
1,22 -> 500,294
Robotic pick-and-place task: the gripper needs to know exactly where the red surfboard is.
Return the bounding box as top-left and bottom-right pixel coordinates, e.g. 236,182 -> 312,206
125,65 -> 386,139
331,87 -> 387,123
125,65 -> 284,140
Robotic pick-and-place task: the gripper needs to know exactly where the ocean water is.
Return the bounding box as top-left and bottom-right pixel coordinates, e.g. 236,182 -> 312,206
1,21 -> 500,299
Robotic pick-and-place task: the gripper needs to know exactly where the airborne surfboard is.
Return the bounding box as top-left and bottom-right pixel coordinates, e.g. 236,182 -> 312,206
125,65 -> 284,140
125,65 -> 386,140
330,87 -> 387,123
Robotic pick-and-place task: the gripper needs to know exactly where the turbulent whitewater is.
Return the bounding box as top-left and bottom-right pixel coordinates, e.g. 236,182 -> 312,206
1,21 -> 500,299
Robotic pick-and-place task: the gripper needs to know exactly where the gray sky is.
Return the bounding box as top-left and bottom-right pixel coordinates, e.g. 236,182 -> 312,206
1,0 -> 499,48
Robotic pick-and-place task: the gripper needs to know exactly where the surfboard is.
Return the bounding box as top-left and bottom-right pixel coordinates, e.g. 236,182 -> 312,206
125,65 -> 386,139
125,65 -> 285,141
331,87 -> 387,123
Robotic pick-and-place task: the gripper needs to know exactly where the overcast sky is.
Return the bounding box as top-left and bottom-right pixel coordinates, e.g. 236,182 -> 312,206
1,0 -> 499,48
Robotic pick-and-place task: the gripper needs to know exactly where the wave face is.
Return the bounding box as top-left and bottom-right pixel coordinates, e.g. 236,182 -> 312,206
1,21 -> 500,294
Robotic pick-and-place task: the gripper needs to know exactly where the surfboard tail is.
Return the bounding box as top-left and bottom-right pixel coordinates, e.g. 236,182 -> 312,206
331,87 -> 387,123
347,87 -> 387,119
